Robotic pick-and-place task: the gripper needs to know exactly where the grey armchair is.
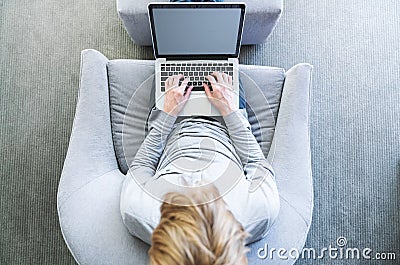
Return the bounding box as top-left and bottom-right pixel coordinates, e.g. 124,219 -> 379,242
57,49 -> 313,264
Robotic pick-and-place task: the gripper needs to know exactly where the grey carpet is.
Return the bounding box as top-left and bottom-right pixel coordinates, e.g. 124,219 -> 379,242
0,0 -> 398,264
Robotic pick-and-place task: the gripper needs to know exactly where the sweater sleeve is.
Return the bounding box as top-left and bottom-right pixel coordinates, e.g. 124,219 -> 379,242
223,110 -> 274,181
129,109 -> 177,184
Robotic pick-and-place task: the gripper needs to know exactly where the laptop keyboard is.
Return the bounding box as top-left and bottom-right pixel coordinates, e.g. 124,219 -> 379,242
160,62 -> 234,92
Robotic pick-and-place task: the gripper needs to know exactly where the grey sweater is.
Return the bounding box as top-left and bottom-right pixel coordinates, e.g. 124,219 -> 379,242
120,109 -> 280,245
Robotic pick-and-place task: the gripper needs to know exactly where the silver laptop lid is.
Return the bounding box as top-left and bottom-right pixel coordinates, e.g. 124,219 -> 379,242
148,2 -> 246,60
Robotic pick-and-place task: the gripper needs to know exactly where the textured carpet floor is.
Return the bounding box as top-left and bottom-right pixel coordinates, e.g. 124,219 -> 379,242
0,0 -> 399,264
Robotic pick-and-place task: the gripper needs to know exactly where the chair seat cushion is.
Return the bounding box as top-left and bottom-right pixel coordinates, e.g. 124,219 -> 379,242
107,60 -> 285,173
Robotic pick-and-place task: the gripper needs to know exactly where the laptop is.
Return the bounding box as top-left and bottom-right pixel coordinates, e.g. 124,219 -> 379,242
148,2 -> 246,116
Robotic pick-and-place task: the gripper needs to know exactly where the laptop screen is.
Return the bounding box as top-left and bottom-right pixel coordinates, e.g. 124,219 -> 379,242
149,3 -> 246,59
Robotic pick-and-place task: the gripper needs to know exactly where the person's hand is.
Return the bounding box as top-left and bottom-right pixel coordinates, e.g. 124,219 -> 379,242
163,74 -> 193,117
203,72 -> 237,116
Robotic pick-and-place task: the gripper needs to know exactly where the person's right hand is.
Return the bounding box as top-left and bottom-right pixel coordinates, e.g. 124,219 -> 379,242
203,72 -> 238,116
163,74 -> 193,117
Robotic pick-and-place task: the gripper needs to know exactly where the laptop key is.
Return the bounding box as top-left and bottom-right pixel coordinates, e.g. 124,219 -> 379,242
192,86 -> 204,91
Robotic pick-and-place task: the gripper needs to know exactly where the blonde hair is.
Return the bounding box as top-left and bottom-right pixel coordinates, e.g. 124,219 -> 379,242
149,185 -> 249,265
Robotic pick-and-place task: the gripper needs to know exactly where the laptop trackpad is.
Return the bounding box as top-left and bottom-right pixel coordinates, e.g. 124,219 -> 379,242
182,94 -> 211,116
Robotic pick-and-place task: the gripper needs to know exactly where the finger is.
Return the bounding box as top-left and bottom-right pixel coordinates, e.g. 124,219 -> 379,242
184,86 -> 194,100
228,75 -> 233,85
222,73 -> 229,83
180,78 -> 190,92
212,71 -> 224,84
177,73 -> 184,84
166,76 -> 173,87
206,75 -> 217,86
181,77 -> 189,87
172,75 -> 180,87
203,83 -> 213,98
168,76 -> 175,87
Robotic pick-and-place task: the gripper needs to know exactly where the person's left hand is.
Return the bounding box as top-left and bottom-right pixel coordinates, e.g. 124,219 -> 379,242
203,72 -> 237,116
163,74 -> 193,117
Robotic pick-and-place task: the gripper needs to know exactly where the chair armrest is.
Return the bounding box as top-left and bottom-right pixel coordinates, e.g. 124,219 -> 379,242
58,49 -> 119,208
247,64 -> 313,265
58,170 -> 149,265
267,63 -> 314,222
